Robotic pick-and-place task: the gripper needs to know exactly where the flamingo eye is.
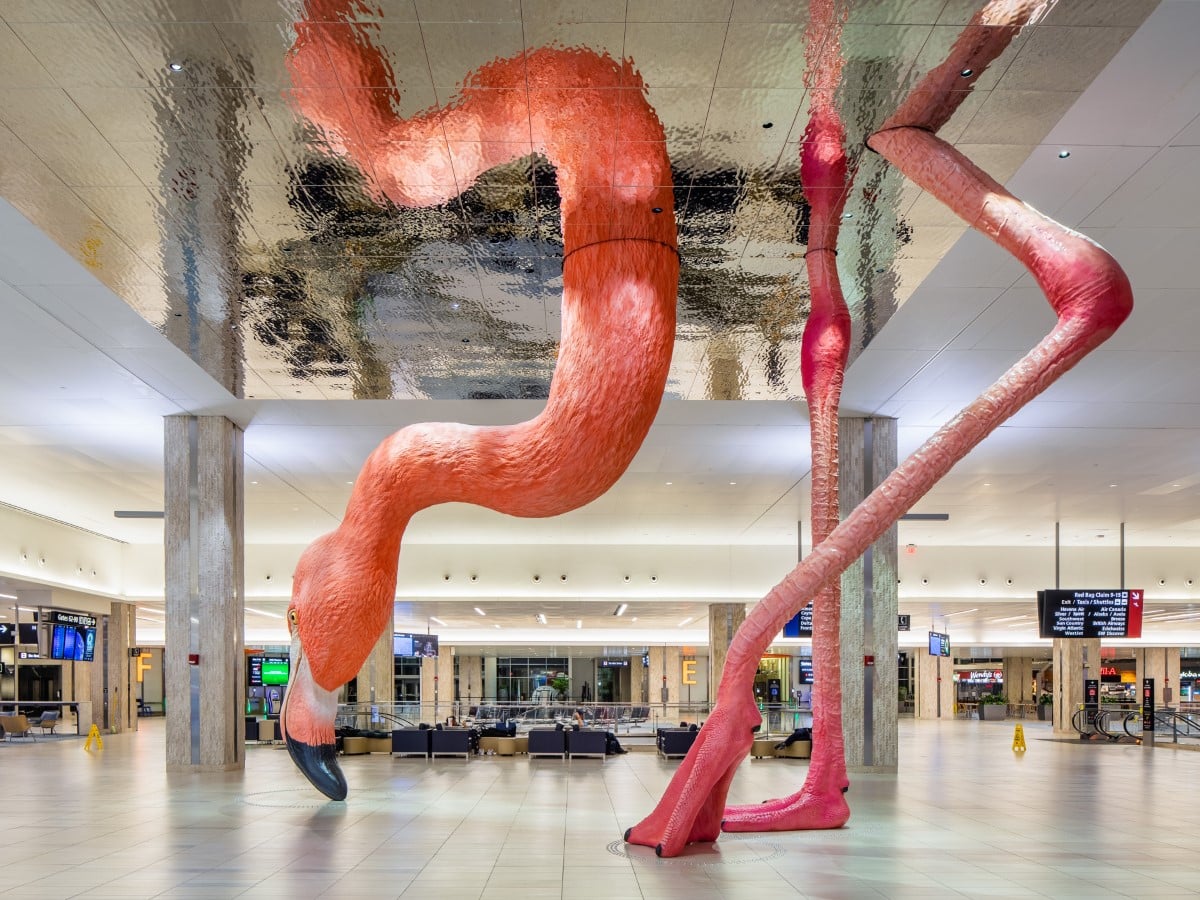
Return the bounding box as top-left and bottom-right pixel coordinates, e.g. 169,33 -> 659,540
287,608 -> 299,626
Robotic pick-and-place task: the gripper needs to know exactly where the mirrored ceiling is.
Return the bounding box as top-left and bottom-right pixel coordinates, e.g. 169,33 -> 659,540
0,0 -> 1154,399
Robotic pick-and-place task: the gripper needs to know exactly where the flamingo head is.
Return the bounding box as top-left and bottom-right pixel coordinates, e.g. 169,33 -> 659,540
281,532 -> 396,801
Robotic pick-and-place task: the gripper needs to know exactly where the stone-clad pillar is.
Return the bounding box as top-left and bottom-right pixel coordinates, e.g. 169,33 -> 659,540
420,652 -> 454,723
359,624 -> 395,708
1136,648 -> 1181,708
456,655 -> 484,705
915,648 -> 955,718
838,416 -> 898,773
647,646 -> 683,719
1052,637 -> 1100,735
107,602 -> 137,734
707,603 -> 745,692
165,415 -> 245,772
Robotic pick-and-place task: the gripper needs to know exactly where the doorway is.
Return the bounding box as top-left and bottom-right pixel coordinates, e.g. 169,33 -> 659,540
18,664 -> 62,701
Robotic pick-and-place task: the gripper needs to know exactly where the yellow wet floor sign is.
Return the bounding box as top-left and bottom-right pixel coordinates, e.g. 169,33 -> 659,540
1012,723 -> 1026,753
84,724 -> 104,751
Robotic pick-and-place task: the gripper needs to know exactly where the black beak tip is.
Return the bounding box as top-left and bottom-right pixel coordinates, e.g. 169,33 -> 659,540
285,731 -> 348,801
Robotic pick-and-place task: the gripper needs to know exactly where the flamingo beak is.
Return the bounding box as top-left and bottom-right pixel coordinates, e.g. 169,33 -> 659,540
280,633 -> 347,801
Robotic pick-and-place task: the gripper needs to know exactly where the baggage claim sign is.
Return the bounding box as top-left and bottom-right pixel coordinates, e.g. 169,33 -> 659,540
1037,589 -> 1144,639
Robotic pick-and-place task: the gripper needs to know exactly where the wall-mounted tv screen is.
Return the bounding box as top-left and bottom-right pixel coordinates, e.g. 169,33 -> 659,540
0,622 -> 13,645
18,623 -> 38,644
393,632 -> 438,657
928,631 -> 950,657
261,656 -> 289,685
797,658 -> 814,684
49,624 -> 95,661
248,656 -> 290,685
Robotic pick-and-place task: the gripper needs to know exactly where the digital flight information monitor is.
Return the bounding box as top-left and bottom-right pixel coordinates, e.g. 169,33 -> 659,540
1037,589 -> 1143,638
783,604 -> 813,638
928,631 -> 950,657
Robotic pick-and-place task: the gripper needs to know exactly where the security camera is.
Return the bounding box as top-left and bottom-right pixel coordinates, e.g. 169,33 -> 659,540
443,574 -> 451,581
650,575 -> 658,582
560,574 -> 567,582
533,574 -> 541,582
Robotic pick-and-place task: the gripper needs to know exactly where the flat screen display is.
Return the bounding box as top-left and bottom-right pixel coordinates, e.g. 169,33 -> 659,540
783,603 -> 813,638
1037,589 -> 1143,638
797,658 -> 814,684
0,622 -> 13,645
18,623 -> 38,644
393,632 -> 438,657
49,624 -> 95,661
261,657 -> 289,685
928,631 -> 950,657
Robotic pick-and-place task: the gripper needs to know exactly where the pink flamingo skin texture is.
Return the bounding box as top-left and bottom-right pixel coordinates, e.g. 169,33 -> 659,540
281,1 -> 678,799
624,0 -> 1133,856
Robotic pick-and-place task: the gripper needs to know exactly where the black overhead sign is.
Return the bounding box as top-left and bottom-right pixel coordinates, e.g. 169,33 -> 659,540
1037,589 -> 1144,639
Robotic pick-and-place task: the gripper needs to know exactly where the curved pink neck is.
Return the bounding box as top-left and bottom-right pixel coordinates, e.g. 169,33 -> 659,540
287,3 -> 679,689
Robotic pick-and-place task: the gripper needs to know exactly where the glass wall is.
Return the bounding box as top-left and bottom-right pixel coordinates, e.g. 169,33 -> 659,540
394,656 -> 420,703
496,657 -> 569,703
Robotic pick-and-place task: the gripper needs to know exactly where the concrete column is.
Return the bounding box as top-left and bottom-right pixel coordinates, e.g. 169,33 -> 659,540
420,652 -> 454,723
165,415 -> 245,772
484,656 -> 497,703
707,602 -> 745,691
1005,657 -> 1036,705
630,654 -> 647,705
107,603 -> 137,734
359,624 -> 395,707
456,655 -> 484,706
1051,637 -> 1100,736
1136,648 -> 1181,708
648,646 -> 683,716
914,648 -> 955,719
838,416 -> 898,773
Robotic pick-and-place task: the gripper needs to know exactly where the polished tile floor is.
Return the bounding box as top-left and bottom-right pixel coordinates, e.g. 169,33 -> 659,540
1,718 -> 1198,899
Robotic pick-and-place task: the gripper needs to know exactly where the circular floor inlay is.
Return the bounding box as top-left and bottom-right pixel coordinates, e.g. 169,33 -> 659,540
606,836 -> 785,867
241,788 -> 406,809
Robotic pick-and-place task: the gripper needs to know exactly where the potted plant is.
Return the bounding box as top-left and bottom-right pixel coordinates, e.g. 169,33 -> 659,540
1037,692 -> 1053,721
550,674 -> 570,700
978,693 -> 1008,721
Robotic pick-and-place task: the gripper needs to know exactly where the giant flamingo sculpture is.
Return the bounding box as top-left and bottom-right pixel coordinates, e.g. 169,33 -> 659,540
281,0 -> 678,799
280,0 -> 1134,833
626,0 -> 1133,855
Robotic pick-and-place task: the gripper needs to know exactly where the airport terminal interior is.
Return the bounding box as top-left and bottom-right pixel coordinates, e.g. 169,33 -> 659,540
2,0 -> 1200,897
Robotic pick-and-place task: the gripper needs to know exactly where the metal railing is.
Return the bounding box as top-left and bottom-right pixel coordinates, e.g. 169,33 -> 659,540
335,700 -> 813,737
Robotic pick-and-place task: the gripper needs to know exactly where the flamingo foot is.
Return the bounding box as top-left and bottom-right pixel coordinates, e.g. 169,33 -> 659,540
722,784 -> 849,832
624,697 -> 759,857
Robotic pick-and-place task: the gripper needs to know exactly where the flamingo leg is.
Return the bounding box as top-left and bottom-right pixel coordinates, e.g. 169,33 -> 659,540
627,0 -> 1132,854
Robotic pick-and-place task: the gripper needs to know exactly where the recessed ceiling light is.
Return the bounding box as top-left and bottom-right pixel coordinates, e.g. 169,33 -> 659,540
493,623 -> 501,629
614,603 -> 628,617
576,620 -> 582,629
168,61 -> 184,71
429,616 -> 447,626
0,592 -> 17,600
1058,150 -> 1071,159
678,617 -> 694,627
473,607 -> 486,617
250,481 -> 258,485
960,67 -> 973,77
665,481 -> 673,486
536,613 -> 547,625
1109,483 -> 1118,488
729,481 -> 737,485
